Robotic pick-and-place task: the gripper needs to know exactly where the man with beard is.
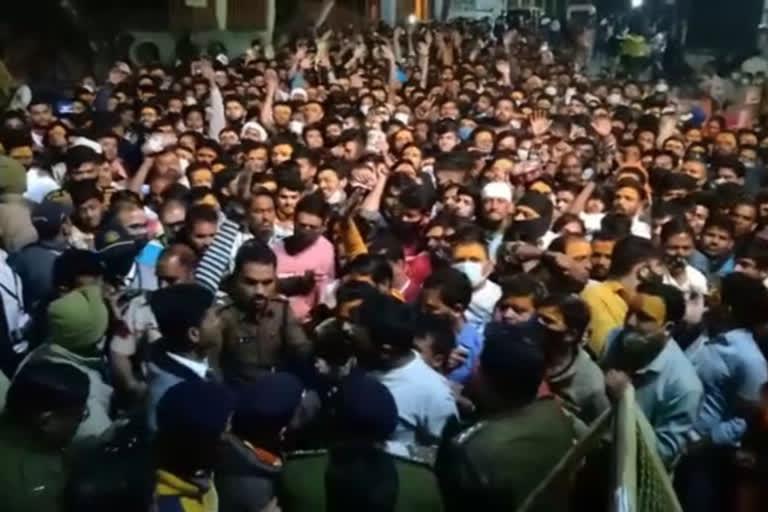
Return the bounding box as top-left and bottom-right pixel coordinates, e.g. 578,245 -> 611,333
246,188 -> 277,245
27,98 -> 55,149
601,282 -> 703,467
479,182 -> 513,261
590,230 -> 618,282
272,193 -> 335,323
216,241 -> 310,384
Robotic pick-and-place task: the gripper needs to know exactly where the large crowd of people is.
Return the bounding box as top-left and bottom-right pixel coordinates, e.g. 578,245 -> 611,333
0,11 -> 767,512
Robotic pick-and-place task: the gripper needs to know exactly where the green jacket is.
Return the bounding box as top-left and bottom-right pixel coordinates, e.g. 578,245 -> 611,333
279,444 -> 443,512
435,398 -> 577,512
0,417 -> 68,512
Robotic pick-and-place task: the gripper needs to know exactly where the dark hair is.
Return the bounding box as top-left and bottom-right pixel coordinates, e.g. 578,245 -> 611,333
600,213 -> 632,238
369,235 -> 405,262
635,282 -> 686,324
398,185 -> 434,214
358,293 -> 416,352
414,313 -> 456,358
53,249 -> 105,290
423,267 -> 473,311
714,156 -> 746,178
614,177 -> 647,201
551,213 -> 585,236
185,204 -> 218,227
536,294 -> 591,338
67,179 -> 104,206
738,241 -> 768,270
235,239 -> 277,272
659,216 -> 694,244
608,236 -> 660,279
499,273 -> 546,301
275,162 -> 304,192
703,214 -> 735,238
480,323 -> 547,404
721,272 -> 768,328
295,192 -> 330,220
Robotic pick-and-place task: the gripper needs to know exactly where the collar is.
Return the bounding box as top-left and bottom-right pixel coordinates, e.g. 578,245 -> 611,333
635,339 -> 672,375
167,352 -> 209,378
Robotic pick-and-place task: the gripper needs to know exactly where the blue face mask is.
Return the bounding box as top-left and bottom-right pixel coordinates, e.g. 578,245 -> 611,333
459,126 -> 474,141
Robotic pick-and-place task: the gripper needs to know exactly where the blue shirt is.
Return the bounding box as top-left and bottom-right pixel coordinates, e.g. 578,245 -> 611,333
448,322 -> 484,385
687,328 -> 768,446
603,329 -> 703,465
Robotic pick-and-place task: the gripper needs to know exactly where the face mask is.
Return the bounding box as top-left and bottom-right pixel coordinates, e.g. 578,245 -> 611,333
393,112 -> 409,125
289,120 -> 304,136
607,93 -> 623,106
508,218 -> 550,244
392,220 -> 422,243
285,229 -> 320,255
517,148 -> 530,161
459,126 -> 474,141
510,119 -> 522,130
327,188 -> 346,205
360,104 -> 371,115
545,86 -> 557,96
453,261 -> 486,288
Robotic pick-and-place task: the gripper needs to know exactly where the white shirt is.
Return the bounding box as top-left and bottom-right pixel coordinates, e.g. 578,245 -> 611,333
167,352 -> 209,379
580,212 -> 651,239
466,279 -> 502,330
374,351 -> 458,446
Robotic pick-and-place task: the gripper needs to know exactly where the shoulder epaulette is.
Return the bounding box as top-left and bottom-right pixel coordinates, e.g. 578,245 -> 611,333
454,421 -> 487,445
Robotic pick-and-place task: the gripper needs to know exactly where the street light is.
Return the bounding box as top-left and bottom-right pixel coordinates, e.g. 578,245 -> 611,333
631,0 -> 643,8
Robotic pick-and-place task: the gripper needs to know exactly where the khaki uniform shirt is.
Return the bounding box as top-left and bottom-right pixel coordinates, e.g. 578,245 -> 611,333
215,297 -> 311,383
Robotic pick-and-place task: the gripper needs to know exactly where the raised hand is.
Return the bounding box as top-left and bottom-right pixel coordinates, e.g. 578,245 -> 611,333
591,115 -> 613,138
529,110 -> 552,137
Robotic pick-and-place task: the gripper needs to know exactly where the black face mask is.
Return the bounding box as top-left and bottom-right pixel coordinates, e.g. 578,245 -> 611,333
506,217 -> 550,244
285,229 -> 320,255
392,220 -> 422,243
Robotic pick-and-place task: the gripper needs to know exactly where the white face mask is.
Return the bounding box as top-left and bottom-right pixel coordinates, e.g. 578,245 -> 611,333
517,148 -> 530,161
360,104 -> 371,115
453,261 -> 485,288
289,120 -> 304,136
510,119 -> 522,130
327,188 -> 346,205
179,157 -> 190,173
607,93 -> 623,106
394,112 -> 410,125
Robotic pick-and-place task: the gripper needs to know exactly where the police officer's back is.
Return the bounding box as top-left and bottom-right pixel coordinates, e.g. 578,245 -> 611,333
435,323 -> 577,512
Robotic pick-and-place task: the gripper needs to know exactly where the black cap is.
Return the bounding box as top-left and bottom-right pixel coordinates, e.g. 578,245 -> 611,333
31,200 -> 70,237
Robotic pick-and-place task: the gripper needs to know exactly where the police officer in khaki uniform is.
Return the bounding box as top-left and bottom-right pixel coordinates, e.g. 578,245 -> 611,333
213,241 -> 311,383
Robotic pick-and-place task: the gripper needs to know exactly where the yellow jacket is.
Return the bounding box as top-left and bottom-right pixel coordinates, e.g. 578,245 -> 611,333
581,280 -> 629,357
155,469 -> 218,512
